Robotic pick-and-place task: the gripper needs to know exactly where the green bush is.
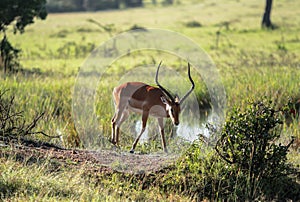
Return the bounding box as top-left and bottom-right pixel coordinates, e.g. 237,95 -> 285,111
215,100 -> 298,200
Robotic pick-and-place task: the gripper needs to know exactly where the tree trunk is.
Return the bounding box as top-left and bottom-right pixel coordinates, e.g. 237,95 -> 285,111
262,0 -> 273,28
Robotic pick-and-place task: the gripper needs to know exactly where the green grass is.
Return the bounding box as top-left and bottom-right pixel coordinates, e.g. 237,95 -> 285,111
0,156 -> 192,201
1,0 -> 300,200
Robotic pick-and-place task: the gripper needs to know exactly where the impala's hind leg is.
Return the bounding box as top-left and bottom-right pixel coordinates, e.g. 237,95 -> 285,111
111,113 -> 117,144
111,101 -> 129,146
115,110 -> 129,146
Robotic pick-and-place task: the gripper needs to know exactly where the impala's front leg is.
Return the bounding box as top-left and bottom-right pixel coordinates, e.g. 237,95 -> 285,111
158,117 -> 168,153
130,111 -> 149,153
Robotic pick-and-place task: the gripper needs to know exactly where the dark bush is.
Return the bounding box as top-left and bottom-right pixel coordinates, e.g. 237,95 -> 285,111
184,20 -> 202,28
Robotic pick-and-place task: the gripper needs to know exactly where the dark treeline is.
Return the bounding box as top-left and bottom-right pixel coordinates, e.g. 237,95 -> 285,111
47,0 -> 142,12
46,0 -> 171,12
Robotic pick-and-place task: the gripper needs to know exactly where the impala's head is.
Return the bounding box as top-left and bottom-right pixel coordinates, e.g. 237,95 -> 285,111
156,61 -> 195,126
161,95 -> 181,125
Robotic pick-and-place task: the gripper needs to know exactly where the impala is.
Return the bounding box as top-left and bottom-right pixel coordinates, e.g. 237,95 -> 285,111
111,62 -> 195,153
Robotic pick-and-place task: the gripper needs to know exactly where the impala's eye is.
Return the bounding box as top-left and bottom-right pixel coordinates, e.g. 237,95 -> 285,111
171,109 -> 174,114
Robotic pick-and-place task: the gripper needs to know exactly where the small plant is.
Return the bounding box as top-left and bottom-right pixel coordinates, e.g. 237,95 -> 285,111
128,24 -> 147,32
184,20 -> 202,28
215,100 -> 296,200
0,90 -> 46,140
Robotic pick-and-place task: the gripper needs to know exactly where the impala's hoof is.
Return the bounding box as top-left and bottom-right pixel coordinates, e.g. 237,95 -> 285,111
109,139 -> 116,145
129,150 -> 134,154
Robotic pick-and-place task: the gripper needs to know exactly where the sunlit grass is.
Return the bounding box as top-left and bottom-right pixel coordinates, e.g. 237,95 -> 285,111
0,157 -> 191,201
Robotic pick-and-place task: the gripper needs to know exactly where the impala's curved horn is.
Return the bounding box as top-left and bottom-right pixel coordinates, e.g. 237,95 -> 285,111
155,61 -> 175,103
179,63 -> 195,104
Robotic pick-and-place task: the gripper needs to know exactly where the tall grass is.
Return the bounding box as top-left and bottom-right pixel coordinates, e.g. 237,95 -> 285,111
0,156 -> 193,201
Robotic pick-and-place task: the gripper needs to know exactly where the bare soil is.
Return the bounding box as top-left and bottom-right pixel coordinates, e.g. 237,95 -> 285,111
0,137 -> 178,174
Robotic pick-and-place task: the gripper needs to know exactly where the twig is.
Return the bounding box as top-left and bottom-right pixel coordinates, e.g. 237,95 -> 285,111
27,131 -> 61,139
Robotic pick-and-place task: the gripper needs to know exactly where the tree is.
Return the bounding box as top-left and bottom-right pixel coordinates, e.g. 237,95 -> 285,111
0,0 -> 47,73
262,0 -> 274,29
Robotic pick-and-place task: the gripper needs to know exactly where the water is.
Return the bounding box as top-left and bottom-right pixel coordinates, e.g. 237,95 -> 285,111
135,110 -> 219,144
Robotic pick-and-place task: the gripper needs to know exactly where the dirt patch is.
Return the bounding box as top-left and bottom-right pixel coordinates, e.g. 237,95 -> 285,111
0,138 -> 177,174
91,149 -> 178,173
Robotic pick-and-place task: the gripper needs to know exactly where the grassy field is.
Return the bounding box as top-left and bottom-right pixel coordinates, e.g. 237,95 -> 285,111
1,0 -> 300,201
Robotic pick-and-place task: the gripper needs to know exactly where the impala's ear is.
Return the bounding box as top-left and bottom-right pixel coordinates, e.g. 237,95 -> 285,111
160,96 -> 168,104
175,94 -> 180,103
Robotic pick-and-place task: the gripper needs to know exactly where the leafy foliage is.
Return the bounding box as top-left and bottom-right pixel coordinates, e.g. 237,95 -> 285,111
0,0 -> 47,33
0,0 -> 47,73
215,100 -> 297,200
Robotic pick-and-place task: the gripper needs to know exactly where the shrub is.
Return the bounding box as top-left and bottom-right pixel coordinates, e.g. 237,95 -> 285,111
215,100 -> 297,200
184,20 -> 202,28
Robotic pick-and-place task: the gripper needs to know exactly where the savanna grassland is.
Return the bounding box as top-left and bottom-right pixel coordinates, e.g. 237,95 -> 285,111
1,0 -> 300,201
